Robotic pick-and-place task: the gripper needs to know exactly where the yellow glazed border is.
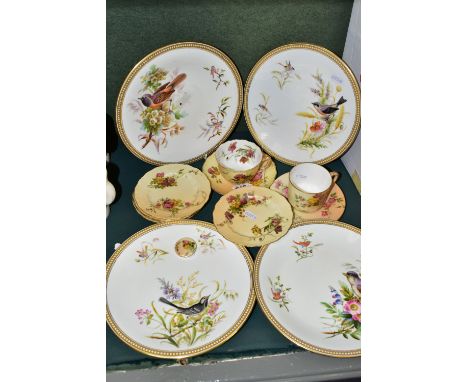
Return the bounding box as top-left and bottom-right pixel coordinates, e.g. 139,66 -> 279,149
254,219 -> 361,357
116,42 -> 243,165
243,43 -> 361,166
106,219 -> 256,359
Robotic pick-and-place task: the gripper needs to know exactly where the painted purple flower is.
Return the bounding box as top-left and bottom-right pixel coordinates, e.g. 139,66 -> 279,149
158,278 -> 181,300
135,308 -> 152,325
274,225 -> 282,234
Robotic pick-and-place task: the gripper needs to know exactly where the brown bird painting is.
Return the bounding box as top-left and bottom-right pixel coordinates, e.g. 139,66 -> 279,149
139,73 -> 187,109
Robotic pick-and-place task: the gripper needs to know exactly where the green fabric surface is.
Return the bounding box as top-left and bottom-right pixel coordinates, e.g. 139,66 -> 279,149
107,0 -> 357,367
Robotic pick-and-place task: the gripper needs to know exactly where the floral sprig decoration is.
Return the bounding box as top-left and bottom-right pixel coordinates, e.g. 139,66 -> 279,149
221,192 -> 270,225
296,70 -> 347,156
292,232 -> 323,261
251,214 -> 284,240
140,65 -> 168,93
134,272 -> 238,348
135,239 -> 168,264
199,97 -> 230,141
196,228 -> 226,253
271,60 -> 300,90
220,141 -> 257,164
321,271 -> 361,340
255,93 -> 278,125
268,275 -> 291,312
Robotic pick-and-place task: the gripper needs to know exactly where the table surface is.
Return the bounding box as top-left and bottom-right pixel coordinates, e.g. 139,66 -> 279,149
106,0 -> 359,369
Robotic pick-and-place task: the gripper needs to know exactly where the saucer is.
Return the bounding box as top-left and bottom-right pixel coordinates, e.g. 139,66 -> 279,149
213,186 -> 293,247
270,173 -> 346,222
133,164 -> 211,222
202,153 -> 277,195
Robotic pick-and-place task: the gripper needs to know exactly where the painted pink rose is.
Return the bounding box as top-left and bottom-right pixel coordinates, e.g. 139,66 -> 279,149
321,210 -> 329,217
228,142 -> 237,152
352,313 -> 361,322
246,149 -> 255,158
156,172 -> 164,177
163,199 -> 175,209
343,300 -> 361,316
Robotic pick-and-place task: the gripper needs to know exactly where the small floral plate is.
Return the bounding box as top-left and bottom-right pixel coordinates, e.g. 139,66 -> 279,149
133,164 -> 211,222
270,172 -> 346,222
107,220 -> 255,359
244,43 -> 360,165
116,42 -> 243,165
213,186 -> 293,247
202,152 -> 277,195
255,220 -> 361,357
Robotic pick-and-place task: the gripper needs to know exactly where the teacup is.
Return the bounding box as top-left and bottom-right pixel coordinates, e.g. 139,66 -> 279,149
288,163 -> 339,213
215,140 -> 263,183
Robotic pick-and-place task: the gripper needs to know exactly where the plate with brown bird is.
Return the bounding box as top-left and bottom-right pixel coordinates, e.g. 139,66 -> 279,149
254,220 -> 361,357
244,43 -> 360,165
106,220 -> 255,359
116,42 -> 243,165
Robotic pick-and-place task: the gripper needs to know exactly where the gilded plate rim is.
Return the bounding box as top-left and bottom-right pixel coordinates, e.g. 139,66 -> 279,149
254,219 -> 361,357
106,219 -> 256,359
116,42 -> 243,165
243,42 -> 361,166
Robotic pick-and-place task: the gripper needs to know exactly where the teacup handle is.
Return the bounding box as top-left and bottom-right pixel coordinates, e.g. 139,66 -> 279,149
329,171 -> 340,190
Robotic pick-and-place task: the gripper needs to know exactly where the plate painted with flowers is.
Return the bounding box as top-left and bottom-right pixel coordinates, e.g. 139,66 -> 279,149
270,172 -> 346,222
254,220 -> 360,357
133,164 -> 211,222
106,220 -> 255,359
116,42 -> 243,165
244,43 -> 360,165
202,152 -> 277,195
213,186 -> 293,247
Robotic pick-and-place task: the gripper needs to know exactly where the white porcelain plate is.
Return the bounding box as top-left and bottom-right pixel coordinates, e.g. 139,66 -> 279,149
245,43 -> 360,165
255,220 -> 361,357
116,42 -> 243,165
107,220 -> 255,359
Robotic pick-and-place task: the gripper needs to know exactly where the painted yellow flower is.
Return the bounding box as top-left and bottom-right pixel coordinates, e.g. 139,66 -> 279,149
251,225 -> 262,236
307,196 -> 320,206
336,85 -> 342,92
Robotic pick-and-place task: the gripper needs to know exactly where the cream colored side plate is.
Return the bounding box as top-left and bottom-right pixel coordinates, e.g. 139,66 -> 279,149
133,164 -> 210,222
213,186 -> 293,247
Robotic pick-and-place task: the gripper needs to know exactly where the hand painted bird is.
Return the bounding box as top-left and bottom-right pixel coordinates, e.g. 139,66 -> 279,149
158,295 -> 210,316
293,240 -> 311,247
139,73 -> 187,109
312,96 -> 347,119
278,60 -> 295,72
343,271 -> 361,299
210,65 -> 219,79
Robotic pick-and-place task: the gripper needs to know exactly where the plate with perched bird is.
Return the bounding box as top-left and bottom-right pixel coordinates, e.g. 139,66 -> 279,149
244,43 -> 360,165
254,220 -> 361,357
116,42 -> 243,165
106,220 -> 255,360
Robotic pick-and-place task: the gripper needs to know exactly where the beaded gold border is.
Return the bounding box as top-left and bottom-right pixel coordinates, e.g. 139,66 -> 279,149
106,219 -> 256,359
254,219 -> 361,357
115,42 -> 243,165
243,43 -> 361,166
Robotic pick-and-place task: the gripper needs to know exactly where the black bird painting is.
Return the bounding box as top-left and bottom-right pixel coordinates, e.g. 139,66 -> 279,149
158,295 -> 210,316
312,96 -> 347,119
